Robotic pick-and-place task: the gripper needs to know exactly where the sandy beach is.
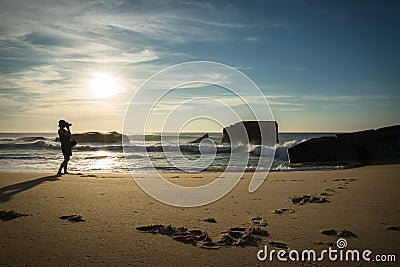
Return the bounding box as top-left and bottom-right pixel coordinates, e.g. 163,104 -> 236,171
1,0 -> 399,266
0,165 -> 399,266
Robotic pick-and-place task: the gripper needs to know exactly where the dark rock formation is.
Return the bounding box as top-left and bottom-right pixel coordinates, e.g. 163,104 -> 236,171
189,133 -> 209,143
288,125 -> 400,163
55,131 -> 128,143
221,121 -> 278,145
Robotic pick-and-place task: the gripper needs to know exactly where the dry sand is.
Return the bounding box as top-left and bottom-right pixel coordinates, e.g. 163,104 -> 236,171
0,165 -> 399,266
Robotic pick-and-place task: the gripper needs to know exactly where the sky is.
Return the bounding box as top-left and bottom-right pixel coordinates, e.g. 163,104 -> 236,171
0,0 -> 399,133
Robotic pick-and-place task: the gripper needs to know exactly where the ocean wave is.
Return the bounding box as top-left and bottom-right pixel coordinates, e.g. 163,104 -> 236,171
146,144 -> 232,154
278,139 -> 308,148
0,140 -> 59,150
0,138 -> 308,160
0,141 -> 124,152
249,138 -> 308,159
17,136 -> 47,142
271,161 -> 362,172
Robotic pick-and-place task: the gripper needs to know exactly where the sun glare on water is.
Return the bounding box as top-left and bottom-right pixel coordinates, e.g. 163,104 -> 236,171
89,72 -> 122,98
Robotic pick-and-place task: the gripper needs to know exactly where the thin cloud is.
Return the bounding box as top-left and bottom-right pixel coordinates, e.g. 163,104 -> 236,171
234,65 -> 254,71
269,101 -> 306,107
282,66 -> 308,72
265,93 -> 392,103
243,37 -> 260,42
299,94 -> 392,102
274,107 -> 306,112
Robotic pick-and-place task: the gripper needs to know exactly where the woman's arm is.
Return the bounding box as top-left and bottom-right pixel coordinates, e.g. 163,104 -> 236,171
59,128 -> 71,137
66,125 -> 71,135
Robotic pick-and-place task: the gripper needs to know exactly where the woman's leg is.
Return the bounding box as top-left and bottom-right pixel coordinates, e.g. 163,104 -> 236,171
63,156 -> 70,173
58,160 -> 64,174
58,156 -> 70,174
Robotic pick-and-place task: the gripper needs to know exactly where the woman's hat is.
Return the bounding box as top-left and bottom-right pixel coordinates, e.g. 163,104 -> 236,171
58,120 -> 71,127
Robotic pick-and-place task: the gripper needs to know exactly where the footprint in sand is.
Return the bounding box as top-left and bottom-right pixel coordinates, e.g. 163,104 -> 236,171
136,224 -> 164,233
217,232 -> 258,247
137,224 -> 269,249
251,216 -> 268,226
80,174 -> 97,177
290,194 -> 329,205
342,178 -> 357,182
274,208 -> 295,215
203,218 -> 217,223
0,210 -> 29,221
332,178 -> 356,182
136,224 -> 217,249
320,229 -> 357,238
59,214 -> 85,222
320,229 -> 337,236
337,229 -> 358,238
333,178 -> 357,189
217,226 -> 268,247
319,192 -> 333,196
248,226 -> 269,237
268,241 -> 288,249
386,226 -> 400,231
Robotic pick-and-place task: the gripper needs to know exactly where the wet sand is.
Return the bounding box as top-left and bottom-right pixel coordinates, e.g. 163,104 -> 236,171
0,165 -> 399,266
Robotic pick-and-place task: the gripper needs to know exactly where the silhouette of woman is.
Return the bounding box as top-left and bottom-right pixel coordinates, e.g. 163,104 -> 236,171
57,120 -> 72,175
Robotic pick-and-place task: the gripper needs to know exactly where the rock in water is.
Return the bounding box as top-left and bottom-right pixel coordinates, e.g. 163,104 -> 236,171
56,131 -> 128,143
221,121 -> 279,145
288,125 -> 400,163
189,133 -> 209,143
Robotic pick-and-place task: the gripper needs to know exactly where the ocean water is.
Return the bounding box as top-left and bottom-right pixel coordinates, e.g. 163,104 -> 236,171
0,132 -> 350,174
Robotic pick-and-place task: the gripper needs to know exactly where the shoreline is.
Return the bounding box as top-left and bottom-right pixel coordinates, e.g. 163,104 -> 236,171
0,131 -> 355,174
0,160 -> 369,175
1,165 -> 399,266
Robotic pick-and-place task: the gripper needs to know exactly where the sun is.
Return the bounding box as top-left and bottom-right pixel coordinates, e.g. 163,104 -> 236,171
89,72 -> 122,98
